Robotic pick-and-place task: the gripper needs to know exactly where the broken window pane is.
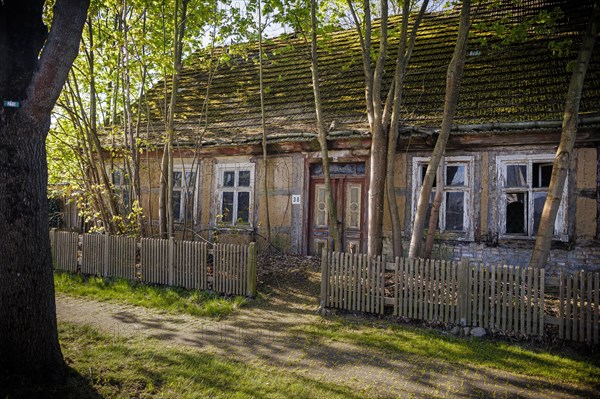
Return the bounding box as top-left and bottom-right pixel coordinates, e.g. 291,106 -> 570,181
237,192 -> 250,223
221,192 -> 234,222
446,192 -> 464,231
533,163 -> 552,188
506,165 -> 527,187
506,193 -> 527,234
238,170 -> 250,187
446,165 -> 465,187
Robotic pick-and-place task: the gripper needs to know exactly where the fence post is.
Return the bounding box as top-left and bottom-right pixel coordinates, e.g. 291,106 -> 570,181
320,246 -> 329,309
246,242 -> 257,297
103,233 -> 110,277
49,228 -> 57,267
168,237 -> 174,286
458,259 -> 470,326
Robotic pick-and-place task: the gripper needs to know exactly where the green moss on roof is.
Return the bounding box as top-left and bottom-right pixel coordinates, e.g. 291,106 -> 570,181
131,0 -> 599,147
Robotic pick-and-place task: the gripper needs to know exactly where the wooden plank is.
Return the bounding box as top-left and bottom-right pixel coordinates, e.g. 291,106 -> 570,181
559,272 -> 564,340
579,271 -> 585,343
594,272 -> 599,345
479,263 -> 488,328
533,268 -> 539,336
586,272 -> 592,345
519,267 -> 525,335
573,272 -> 579,341
441,261 -> 447,323
526,267 -> 533,335
566,273 -> 572,341
539,268 -> 545,337
490,264 -> 496,330
320,248 -> 329,307
393,257 -> 399,317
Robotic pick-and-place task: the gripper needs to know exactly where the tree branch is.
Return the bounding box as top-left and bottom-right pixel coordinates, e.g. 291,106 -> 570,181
23,0 -> 90,124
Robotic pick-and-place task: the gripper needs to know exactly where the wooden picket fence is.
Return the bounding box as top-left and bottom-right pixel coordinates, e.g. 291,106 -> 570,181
49,230 -> 78,273
321,251 -> 599,344
555,271 -> 600,344
50,230 -> 257,297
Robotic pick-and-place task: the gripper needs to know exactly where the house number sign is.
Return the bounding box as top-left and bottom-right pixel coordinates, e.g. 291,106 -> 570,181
291,195 -> 301,205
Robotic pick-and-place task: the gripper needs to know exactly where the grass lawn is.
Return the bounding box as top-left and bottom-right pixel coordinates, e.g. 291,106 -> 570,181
292,317 -> 600,387
1,323 -> 369,399
54,271 -> 246,319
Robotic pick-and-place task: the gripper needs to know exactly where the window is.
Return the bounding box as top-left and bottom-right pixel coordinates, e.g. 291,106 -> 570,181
172,166 -> 198,223
497,154 -> 567,240
412,156 -> 474,237
215,163 -> 254,227
112,168 -> 131,213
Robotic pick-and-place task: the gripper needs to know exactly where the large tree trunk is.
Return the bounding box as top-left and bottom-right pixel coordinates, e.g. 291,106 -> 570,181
529,2 -> 600,268
408,0 -> 471,258
310,0 -> 341,252
0,0 -> 89,382
0,116 -> 64,381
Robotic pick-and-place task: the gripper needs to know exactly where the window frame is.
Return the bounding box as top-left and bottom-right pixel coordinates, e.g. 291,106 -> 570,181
496,154 -> 568,241
172,163 -> 200,224
110,167 -> 131,213
411,156 -> 475,240
214,162 -> 255,228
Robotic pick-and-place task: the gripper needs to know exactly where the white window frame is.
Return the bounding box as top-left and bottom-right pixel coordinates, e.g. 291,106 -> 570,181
496,154 -> 568,241
172,163 -> 200,224
214,162 -> 255,227
411,156 -> 474,239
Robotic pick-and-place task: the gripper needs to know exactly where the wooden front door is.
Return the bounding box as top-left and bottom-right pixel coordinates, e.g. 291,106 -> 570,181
308,163 -> 366,255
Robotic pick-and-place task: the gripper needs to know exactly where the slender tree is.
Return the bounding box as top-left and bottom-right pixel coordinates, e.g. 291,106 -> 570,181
0,0 -> 89,381
258,0 -> 273,243
529,1 -> 600,268
386,0 -> 429,258
408,0 -> 471,259
310,0 -> 342,252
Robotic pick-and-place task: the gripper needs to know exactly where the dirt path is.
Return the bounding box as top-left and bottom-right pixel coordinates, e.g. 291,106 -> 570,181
56,281 -> 595,399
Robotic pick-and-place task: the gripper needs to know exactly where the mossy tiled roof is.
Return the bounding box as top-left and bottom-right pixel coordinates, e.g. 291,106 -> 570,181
138,0 -> 599,147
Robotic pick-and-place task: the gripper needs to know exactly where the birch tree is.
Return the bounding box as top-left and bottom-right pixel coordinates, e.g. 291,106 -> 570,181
408,0 -> 470,259
529,1 -> 600,268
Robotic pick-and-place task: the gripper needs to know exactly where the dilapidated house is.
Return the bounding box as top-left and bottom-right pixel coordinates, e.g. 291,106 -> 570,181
108,0 -> 600,272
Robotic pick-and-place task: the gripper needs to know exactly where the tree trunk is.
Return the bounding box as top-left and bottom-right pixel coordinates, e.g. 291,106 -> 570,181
423,158 -> 444,259
0,0 -> 89,382
386,0 -> 428,258
0,116 -> 64,381
310,0 -> 341,252
258,0 -> 272,244
529,2 -> 600,268
408,0 -> 471,259
365,0 -> 388,257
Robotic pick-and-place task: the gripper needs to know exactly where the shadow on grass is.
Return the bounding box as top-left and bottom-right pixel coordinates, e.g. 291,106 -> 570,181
0,366 -> 102,399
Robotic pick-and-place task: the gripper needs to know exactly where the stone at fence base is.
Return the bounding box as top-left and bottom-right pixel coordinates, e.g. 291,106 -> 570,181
450,326 -> 461,336
462,327 -> 471,336
471,327 -> 486,338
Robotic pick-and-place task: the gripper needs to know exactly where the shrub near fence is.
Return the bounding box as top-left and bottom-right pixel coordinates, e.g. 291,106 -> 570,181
321,250 -> 598,344
50,230 -> 257,297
